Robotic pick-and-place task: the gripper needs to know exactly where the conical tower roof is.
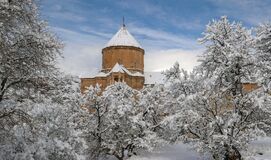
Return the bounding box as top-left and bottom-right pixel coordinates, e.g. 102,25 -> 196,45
105,26 -> 142,49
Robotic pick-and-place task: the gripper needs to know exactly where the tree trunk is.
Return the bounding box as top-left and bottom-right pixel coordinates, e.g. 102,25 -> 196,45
224,146 -> 242,160
0,78 -> 8,102
0,94 -> 3,102
232,146 -> 242,160
213,153 -> 219,160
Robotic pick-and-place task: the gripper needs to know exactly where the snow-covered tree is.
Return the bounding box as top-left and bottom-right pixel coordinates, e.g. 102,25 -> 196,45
162,62 -> 182,81
164,17 -> 271,160
160,63 -> 202,142
140,84 -> 175,142
0,0 -> 62,102
255,22 -> 271,92
0,75 -> 88,160
81,83 -> 161,160
197,16 -> 255,95
0,0 -> 63,142
78,84 -> 104,159
0,1 -> 89,159
162,62 -> 200,98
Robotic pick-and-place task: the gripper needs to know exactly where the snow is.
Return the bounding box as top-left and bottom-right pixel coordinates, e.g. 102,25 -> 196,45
85,69 -> 165,83
105,26 -> 142,48
130,138 -> 271,160
129,143 -> 203,160
144,72 -> 165,85
109,63 -> 144,77
95,71 -> 108,77
86,63 -> 144,78
248,137 -> 271,160
81,62 -> 170,82
133,72 -> 145,77
111,62 -> 125,73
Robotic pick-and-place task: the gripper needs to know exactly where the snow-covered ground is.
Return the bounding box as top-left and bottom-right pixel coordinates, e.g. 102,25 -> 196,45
129,137 -> 271,160
130,143 -> 204,160
248,137 -> 271,160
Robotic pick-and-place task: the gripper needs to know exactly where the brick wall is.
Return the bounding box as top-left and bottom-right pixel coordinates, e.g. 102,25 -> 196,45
102,46 -> 144,73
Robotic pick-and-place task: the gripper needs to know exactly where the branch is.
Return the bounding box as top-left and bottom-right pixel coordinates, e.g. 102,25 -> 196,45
0,110 -> 15,119
0,78 -> 24,101
187,127 -> 201,139
0,78 -> 8,91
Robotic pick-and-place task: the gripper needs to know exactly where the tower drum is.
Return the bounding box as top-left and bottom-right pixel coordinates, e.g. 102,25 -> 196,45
102,46 -> 144,73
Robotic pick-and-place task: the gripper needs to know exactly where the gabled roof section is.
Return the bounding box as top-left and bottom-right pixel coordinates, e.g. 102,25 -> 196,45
105,26 -> 142,49
86,63 -> 144,78
110,63 -> 125,73
109,63 -> 144,77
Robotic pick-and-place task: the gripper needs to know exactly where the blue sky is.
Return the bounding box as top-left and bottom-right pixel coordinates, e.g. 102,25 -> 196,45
40,0 -> 271,76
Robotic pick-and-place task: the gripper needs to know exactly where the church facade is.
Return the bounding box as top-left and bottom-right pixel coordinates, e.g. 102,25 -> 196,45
80,24 -> 145,92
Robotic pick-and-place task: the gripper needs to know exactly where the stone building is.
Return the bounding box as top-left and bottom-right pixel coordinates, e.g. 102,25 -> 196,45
80,24 -> 145,92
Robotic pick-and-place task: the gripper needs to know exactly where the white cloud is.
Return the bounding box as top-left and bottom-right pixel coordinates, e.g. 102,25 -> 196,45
79,26 -> 113,39
57,44 -> 102,77
51,27 -> 107,76
128,25 -> 202,72
145,48 -> 202,72
130,27 -> 197,47
127,25 -> 200,52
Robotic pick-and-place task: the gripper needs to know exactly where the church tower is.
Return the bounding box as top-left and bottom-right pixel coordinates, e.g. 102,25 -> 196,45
102,24 -> 144,73
80,22 -> 145,92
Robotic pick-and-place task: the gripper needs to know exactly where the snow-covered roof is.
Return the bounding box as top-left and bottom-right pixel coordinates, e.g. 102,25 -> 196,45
109,63 -> 144,77
105,26 -> 142,49
86,63 -> 144,78
95,72 -> 108,77
111,62 -> 125,73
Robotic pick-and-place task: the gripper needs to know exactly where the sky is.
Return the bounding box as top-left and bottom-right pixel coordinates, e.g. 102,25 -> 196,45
40,0 -> 271,77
